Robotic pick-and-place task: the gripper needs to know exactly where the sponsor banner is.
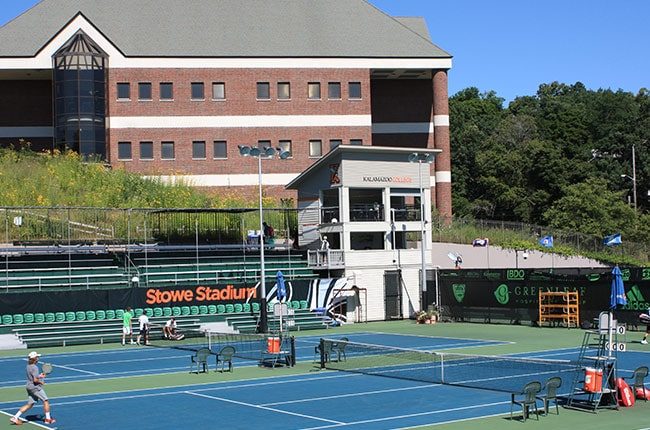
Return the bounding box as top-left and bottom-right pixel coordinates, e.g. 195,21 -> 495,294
433,268 -> 650,324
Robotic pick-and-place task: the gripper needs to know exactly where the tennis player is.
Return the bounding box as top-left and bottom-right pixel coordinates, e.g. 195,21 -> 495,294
122,306 -> 135,345
136,312 -> 150,345
10,351 -> 55,426
163,317 -> 177,339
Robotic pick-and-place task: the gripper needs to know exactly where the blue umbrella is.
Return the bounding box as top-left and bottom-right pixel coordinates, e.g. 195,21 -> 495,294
276,271 -> 286,301
610,266 -> 627,309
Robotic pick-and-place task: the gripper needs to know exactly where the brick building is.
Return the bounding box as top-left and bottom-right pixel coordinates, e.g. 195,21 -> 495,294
0,0 -> 452,216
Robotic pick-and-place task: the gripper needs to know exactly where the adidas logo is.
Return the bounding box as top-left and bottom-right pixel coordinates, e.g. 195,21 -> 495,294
624,285 -> 649,311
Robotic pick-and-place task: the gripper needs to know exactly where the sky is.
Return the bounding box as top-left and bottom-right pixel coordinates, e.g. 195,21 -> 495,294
1,0 -> 649,104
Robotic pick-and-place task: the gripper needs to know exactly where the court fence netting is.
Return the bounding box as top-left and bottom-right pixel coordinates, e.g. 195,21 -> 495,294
318,338 -> 580,393
146,326 -> 294,364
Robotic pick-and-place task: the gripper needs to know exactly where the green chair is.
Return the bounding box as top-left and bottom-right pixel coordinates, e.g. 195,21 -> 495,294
55,312 -> 66,322
181,306 -> 190,316
624,366 -> 649,402
163,307 -> 173,317
44,313 -> 55,323
144,308 -> 154,317
207,305 -> 217,314
75,311 -> 86,321
537,377 -> 562,415
292,301 -> 300,310
216,346 -> 236,372
1,315 -> 12,325
65,312 -> 76,321
23,313 -> 35,324
13,314 -> 24,324
267,302 -> 274,312
234,303 -> 243,313
252,303 -> 260,313
172,307 -> 182,316
216,305 -> 226,314
85,310 -> 96,321
300,300 -> 308,310
190,306 -> 200,315
511,381 -> 542,421
105,310 -> 116,319
225,304 -> 234,314
243,303 -> 251,313
35,313 -> 46,323
154,307 -> 163,317
115,309 -> 124,319
96,310 -> 106,320
190,348 -> 212,374
198,305 -> 208,315
134,308 -> 144,317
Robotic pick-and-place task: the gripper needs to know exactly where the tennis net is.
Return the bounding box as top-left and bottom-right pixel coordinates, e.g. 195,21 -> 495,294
318,338 -> 579,393
147,327 -> 269,361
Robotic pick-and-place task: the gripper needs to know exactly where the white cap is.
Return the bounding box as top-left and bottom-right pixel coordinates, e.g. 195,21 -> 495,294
28,351 -> 41,359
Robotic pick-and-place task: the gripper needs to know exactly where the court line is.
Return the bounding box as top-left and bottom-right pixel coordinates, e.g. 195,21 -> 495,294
185,391 -> 345,424
0,410 -> 54,429
50,363 -> 100,376
261,383 -> 438,406
299,400 -> 508,430
368,330 -> 516,345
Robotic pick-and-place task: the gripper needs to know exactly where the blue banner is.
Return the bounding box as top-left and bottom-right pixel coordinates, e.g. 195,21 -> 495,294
603,233 -> 622,246
539,235 -> 554,248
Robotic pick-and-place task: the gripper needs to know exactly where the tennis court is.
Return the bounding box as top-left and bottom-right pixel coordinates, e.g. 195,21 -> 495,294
1,322 -> 649,430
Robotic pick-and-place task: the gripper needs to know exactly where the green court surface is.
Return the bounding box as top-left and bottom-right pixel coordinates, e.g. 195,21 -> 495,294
0,321 -> 649,430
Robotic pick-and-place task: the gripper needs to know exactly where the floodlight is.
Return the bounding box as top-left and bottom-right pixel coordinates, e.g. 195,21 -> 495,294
238,145 -> 250,156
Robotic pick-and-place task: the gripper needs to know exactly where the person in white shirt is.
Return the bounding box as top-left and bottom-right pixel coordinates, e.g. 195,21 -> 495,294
163,317 -> 177,339
136,313 -> 150,345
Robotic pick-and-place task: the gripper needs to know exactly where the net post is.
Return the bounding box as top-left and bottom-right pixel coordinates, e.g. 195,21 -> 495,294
290,336 -> 296,367
319,338 -> 326,369
439,352 -> 444,384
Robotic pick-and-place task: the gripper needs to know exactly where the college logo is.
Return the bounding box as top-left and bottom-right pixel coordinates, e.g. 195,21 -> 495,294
623,285 -> 649,311
494,284 -> 510,305
452,284 -> 466,303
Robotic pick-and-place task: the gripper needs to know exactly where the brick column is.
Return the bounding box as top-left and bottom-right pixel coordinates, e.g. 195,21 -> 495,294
432,70 -> 452,222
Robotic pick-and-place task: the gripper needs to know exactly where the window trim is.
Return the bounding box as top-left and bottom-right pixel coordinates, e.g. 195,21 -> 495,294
117,141 -> 132,160
191,82 -> 205,101
213,140 -> 227,159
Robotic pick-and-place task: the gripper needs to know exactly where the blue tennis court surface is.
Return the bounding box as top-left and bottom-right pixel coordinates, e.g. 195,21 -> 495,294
1,332 -> 649,430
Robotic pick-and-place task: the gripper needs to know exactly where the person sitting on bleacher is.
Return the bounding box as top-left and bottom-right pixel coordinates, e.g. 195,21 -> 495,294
163,317 -> 177,339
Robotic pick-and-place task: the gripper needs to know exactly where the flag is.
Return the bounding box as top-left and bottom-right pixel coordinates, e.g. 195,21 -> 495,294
539,235 -> 554,248
603,233 -> 622,247
472,238 -> 489,247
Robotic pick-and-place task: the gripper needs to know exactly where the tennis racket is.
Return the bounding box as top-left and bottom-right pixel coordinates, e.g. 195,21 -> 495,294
41,363 -> 53,375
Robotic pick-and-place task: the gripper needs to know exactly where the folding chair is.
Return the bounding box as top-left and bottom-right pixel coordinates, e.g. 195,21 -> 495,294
624,366 -> 649,401
190,348 -> 212,374
511,381 -> 542,421
314,341 -> 333,364
537,377 -> 562,415
333,337 -> 348,362
216,346 -> 236,372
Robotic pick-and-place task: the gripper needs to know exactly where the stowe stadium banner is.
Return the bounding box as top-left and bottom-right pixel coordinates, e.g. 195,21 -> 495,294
0,278 -> 353,319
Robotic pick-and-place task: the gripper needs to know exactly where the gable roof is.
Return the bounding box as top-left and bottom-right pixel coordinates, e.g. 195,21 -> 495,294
0,0 -> 451,58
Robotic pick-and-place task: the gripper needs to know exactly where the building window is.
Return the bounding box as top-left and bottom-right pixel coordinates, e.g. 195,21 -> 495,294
308,82 -> 321,100
191,82 -> 204,100
192,141 -> 206,159
117,83 -> 130,99
278,140 -> 292,156
350,139 -> 363,146
213,140 -> 227,159
117,142 -> 132,160
329,139 -> 342,150
328,82 -> 341,99
138,82 -> 152,100
277,82 -> 290,100
161,141 -> 175,160
257,82 -> 270,100
349,82 -> 362,99
160,82 -> 173,100
212,82 -> 225,100
257,140 -> 271,150
139,141 -> 153,160
309,140 -> 322,157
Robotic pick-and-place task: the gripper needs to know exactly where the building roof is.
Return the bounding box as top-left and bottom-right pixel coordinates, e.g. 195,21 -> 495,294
285,145 -> 441,189
0,0 -> 451,59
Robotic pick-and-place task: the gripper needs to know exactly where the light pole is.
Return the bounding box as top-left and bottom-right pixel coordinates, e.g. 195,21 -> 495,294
238,145 -> 291,333
408,152 -> 435,309
620,143 -> 637,210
